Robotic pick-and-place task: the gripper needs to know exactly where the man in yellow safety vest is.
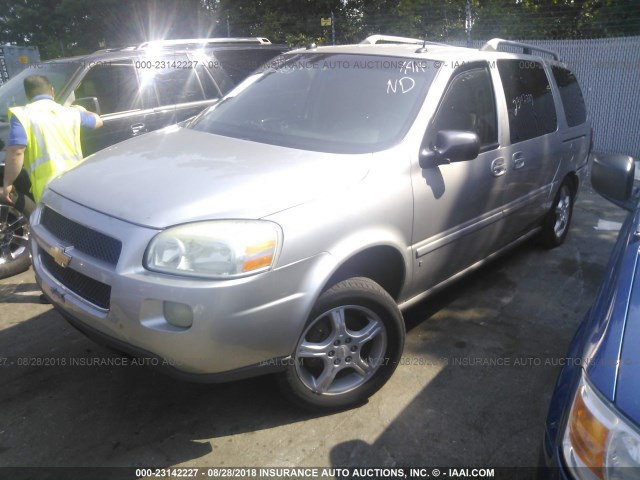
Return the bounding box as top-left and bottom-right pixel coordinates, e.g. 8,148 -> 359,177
1,74 -> 103,205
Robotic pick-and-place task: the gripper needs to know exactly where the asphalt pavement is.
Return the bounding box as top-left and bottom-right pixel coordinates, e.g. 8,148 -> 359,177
0,178 -> 628,479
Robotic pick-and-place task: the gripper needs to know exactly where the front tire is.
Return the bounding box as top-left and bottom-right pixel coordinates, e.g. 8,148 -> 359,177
278,277 -> 405,411
0,192 -> 35,279
539,179 -> 574,249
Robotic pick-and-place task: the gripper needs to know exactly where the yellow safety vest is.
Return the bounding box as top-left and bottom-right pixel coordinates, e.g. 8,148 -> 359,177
9,99 -> 84,202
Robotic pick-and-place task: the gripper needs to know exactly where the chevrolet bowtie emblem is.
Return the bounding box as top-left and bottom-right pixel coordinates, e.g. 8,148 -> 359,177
49,245 -> 72,268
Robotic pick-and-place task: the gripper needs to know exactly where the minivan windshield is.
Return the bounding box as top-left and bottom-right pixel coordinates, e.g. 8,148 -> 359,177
190,53 -> 436,154
0,61 -> 82,122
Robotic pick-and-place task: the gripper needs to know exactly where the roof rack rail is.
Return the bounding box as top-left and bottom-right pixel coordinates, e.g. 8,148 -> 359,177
136,37 -> 272,49
480,38 -> 559,60
360,35 -> 427,45
360,35 -> 449,49
361,35 -> 423,45
92,46 -> 136,54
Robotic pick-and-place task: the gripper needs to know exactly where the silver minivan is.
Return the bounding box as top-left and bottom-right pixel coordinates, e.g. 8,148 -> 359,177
30,36 -> 592,410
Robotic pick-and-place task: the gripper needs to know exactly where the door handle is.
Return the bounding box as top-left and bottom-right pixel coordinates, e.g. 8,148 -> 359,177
491,157 -> 507,177
130,123 -> 148,136
513,151 -> 525,169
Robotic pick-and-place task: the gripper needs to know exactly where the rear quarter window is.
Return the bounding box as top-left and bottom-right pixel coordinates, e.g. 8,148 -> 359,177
551,66 -> 587,127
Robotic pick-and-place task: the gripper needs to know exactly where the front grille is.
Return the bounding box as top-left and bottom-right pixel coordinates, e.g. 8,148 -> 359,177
41,207 -> 122,266
41,250 -> 111,310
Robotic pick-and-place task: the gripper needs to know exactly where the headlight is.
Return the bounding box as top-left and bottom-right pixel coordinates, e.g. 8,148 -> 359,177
145,220 -> 282,279
563,373 -> 640,480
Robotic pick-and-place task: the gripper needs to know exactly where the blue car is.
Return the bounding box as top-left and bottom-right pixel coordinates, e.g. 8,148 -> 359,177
541,153 -> 640,479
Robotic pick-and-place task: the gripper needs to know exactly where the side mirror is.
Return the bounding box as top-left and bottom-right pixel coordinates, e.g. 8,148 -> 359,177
420,130 -> 480,169
73,97 -> 101,116
591,153 -> 636,211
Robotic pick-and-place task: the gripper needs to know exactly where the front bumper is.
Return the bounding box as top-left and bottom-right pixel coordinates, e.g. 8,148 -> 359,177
58,307 -> 293,382
30,190 -> 324,377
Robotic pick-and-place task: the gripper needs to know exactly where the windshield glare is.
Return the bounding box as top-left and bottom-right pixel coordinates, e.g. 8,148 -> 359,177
0,62 -> 82,122
190,53 -> 436,154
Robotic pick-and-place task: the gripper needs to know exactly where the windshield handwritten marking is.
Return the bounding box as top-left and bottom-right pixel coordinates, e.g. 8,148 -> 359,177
387,77 -> 416,94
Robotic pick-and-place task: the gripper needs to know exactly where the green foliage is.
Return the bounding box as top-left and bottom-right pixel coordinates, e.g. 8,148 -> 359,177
0,0 -> 217,59
471,0 -> 640,40
0,0 -> 638,59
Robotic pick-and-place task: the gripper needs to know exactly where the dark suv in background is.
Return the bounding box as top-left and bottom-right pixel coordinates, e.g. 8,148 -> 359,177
0,37 -> 288,278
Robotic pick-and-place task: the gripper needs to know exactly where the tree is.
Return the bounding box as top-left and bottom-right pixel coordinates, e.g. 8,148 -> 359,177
397,0 -> 468,40
211,0 -> 356,46
0,0 -> 638,60
0,0 -> 218,59
472,0 -> 640,40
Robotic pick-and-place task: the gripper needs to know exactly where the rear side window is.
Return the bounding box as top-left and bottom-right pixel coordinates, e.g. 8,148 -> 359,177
497,60 -> 557,143
552,66 -> 587,127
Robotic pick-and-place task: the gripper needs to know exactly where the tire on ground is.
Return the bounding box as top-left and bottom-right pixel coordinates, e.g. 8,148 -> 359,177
0,192 -> 35,279
538,178 -> 574,249
278,276 -> 405,411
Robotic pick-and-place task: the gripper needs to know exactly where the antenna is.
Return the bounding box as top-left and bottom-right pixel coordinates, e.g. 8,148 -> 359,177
415,37 -> 429,53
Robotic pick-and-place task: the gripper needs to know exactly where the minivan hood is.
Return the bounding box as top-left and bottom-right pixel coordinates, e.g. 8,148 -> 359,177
610,243 -> 640,425
48,126 -> 370,228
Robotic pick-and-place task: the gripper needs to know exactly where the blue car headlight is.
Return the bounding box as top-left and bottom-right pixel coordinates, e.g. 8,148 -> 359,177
563,373 -> 640,479
145,220 -> 282,279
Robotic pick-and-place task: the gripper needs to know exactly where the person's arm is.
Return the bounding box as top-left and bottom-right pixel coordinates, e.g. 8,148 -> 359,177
2,145 -> 26,204
74,105 -> 103,129
92,112 -> 104,129
2,114 -> 28,204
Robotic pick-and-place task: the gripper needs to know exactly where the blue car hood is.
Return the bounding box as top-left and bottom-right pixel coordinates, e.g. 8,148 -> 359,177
47,126 -> 371,228
613,251 -> 640,425
584,207 -> 640,425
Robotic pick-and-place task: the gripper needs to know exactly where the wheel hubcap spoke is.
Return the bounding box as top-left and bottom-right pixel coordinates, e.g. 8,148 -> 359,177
295,305 -> 388,395
9,215 -> 28,232
554,187 -> 571,237
298,340 -> 332,358
351,355 -> 374,377
351,319 -> 383,347
329,309 -> 349,338
313,365 -> 340,393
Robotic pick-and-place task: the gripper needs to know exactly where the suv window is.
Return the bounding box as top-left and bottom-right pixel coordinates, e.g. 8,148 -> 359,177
74,60 -> 141,115
429,64 -> 498,150
551,66 -> 587,127
210,48 -> 283,86
196,64 -> 223,100
140,55 -> 211,106
497,59 -> 557,143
